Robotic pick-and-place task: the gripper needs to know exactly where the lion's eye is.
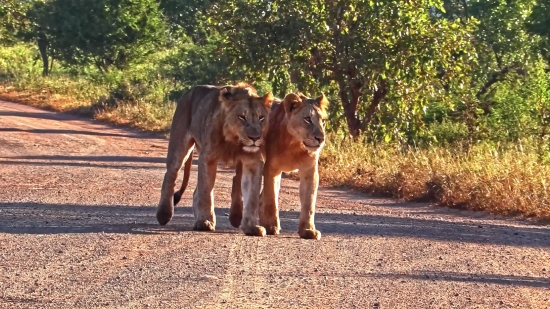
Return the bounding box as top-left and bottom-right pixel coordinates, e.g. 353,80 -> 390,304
304,117 -> 312,124
238,115 -> 246,121
259,115 -> 265,122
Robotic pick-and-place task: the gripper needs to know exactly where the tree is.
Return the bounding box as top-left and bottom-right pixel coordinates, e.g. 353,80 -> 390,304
43,0 -> 167,72
158,0 -> 217,45
0,0 -> 53,76
213,0 -> 476,138
526,0 -> 550,62
440,0 -> 539,111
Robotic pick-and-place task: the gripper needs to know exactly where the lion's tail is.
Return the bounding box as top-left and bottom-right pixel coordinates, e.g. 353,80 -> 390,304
173,154 -> 193,206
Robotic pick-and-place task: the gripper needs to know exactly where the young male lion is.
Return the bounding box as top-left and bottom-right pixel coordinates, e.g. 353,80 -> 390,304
157,84 -> 274,236
229,93 -> 329,240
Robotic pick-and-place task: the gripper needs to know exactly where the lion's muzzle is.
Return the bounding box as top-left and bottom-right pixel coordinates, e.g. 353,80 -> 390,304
303,135 -> 325,152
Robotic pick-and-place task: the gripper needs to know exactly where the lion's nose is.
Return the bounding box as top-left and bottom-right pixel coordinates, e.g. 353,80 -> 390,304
248,134 -> 261,142
315,136 -> 325,144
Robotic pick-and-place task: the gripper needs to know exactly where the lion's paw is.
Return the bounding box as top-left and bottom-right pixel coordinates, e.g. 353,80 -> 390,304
242,225 -> 266,237
299,229 -> 321,240
156,209 -> 174,226
263,225 -> 281,235
193,220 -> 216,231
228,212 -> 242,228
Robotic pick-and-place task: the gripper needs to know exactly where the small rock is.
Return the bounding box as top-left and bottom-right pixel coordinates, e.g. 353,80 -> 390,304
122,256 -> 127,260
478,225 -> 483,228
438,256 -> 443,260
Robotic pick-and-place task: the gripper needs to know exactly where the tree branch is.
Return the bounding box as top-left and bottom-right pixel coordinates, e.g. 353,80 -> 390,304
360,80 -> 389,130
476,64 -> 526,99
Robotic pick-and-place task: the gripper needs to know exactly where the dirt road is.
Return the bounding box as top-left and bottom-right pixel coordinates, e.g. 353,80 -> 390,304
0,100 -> 549,308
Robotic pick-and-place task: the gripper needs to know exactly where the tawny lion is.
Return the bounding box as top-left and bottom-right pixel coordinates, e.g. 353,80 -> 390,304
157,84 -> 274,236
229,92 -> 329,240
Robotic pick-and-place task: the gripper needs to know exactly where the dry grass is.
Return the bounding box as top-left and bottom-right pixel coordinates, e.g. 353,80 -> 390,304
320,138 -> 550,220
0,83 -> 174,132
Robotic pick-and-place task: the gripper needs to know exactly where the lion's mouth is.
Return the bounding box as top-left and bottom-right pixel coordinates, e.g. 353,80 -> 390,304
243,145 -> 260,153
303,142 -> 321,152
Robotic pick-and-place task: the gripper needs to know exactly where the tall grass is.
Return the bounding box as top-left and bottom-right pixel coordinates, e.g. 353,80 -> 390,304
321,137 -> 550,220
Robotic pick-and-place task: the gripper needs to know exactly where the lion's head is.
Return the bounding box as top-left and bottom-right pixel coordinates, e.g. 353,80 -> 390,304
282,93 -> 329,153
219,84 -> 274,153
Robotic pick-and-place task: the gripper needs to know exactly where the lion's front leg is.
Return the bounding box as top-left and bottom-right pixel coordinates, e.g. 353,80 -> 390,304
259,165 -> 281,235
192,153 -> 217,231
298,163 -> 321,240
240,159 -> 266,236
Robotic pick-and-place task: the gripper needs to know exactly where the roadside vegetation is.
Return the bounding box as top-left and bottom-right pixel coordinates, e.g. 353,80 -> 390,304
1,0 -> 549,220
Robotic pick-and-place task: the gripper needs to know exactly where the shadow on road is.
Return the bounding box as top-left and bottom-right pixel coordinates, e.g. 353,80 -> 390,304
0,160 -> 167,170
0,110 -> 165,139
0,127 -> 144,139
0,155 -> 247,175
4,155 -> 168,163
0,111 -> 79,121
1,202 -> 549,249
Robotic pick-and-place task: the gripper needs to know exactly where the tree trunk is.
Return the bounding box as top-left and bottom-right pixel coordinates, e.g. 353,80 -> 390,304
37,33 -> 49,77
339,79 -> 388,138
361,81 -> 389,129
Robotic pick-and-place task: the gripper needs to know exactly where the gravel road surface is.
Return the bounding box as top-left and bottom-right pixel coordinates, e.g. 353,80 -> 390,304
0,100 -> 549,308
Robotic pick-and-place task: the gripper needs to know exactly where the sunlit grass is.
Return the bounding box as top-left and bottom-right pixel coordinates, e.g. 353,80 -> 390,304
320,137 -> 550,220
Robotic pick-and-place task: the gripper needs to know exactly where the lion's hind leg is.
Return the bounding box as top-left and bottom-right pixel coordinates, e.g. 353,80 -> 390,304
157,136 -> 195,226
229,161 -> 243,228
173,149 -> 195,206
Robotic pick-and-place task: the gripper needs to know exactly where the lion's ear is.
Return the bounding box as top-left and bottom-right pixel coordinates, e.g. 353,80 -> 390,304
315,93 -> 330,112
262,92 -> 274,111
283,93 -> 303,115
220,87 -> 238,110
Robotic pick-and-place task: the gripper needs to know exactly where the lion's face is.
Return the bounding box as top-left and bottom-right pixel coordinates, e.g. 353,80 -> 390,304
220,86 -> 274,153
282,93 -> 329,153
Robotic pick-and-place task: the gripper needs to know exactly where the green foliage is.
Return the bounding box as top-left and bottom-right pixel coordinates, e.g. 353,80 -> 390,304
0,0 -> 30,44
0,44 -> 42,80
42,0 -> 167,71
212,0 -> 477,138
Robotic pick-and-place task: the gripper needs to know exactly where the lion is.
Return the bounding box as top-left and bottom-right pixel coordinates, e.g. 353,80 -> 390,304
156,83 -> 274,236
229,92 -> 329,240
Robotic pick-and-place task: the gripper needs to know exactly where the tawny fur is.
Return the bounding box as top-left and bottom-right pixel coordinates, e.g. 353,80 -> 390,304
157,84 -> 274,236
230,92 -> 329,240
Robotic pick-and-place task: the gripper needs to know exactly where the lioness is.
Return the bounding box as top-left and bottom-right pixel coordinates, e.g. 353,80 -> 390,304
229,93 -> 329,240
157,83 -> 274,236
